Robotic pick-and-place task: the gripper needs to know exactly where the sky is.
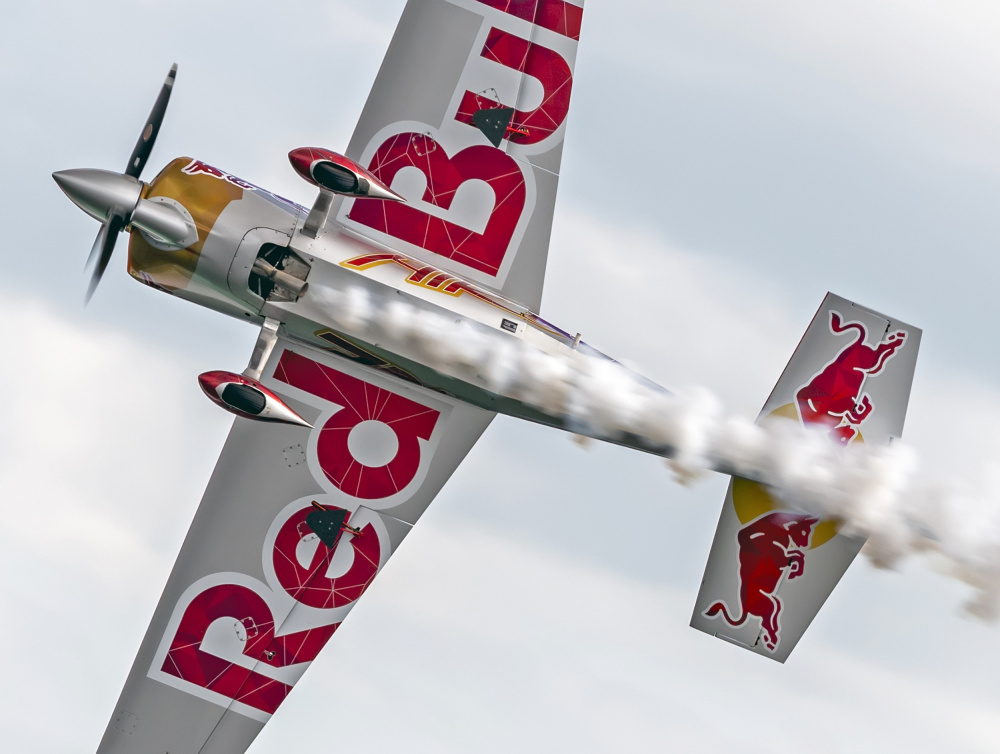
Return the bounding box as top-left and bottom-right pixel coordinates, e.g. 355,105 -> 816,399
4,0 -> 1000,751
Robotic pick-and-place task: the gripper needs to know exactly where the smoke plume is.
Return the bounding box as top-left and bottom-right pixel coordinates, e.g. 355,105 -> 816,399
314,286 -> 1000,620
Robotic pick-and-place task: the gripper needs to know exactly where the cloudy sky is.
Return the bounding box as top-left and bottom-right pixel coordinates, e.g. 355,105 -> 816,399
5,0 -> 1000,751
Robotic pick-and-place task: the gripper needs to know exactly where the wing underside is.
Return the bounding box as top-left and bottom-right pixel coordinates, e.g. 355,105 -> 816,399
96,338 -> 493,753
335,0 -> 585,311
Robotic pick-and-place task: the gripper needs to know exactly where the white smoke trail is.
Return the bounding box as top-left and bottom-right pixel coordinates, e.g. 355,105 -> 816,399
314,286 -> 1000,620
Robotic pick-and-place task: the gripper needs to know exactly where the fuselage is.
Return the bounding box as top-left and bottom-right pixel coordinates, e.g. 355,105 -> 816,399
130,156 -> 671,452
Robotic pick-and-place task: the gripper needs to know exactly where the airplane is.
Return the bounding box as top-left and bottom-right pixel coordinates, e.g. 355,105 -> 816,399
53,1 -> 921,751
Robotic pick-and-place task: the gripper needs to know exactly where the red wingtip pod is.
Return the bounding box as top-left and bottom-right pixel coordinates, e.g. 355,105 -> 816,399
198,370 -> 312,428
287,147 -> 404,202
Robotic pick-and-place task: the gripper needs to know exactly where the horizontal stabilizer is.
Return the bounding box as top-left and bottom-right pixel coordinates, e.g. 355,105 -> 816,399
690,292 -> 921,662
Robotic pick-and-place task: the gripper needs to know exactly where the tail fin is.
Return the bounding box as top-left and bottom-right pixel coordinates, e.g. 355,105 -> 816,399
690,292 -> 921,662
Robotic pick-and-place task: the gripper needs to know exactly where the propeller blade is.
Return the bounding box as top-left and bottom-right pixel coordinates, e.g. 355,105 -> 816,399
85,213 -> 125,304
84,220 -> 109,272
124,64 -> 177,179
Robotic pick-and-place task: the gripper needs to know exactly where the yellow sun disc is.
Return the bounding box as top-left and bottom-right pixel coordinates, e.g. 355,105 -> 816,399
730,403 -> 862,549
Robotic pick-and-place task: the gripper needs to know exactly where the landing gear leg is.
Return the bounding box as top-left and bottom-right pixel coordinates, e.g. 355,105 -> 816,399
243,317 -> 281,380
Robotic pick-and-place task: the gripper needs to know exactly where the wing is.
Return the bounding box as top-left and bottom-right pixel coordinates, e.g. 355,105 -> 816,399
332,0 -> 586,312
690,293 -> 921,662
96,338 -> 494,753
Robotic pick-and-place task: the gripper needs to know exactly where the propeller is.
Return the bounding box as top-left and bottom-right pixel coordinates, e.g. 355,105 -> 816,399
125,64 -> 176,179
85,213 -> 125,302
54,64 -> 177,304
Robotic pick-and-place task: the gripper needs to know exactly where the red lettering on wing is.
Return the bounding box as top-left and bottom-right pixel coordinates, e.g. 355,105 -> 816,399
161,584 -> 339,715
272,506 -> 381,609
475,0 -> 583,41
456,28 -> 573,145
348,133 -> 526,277
274,350 -> 440,499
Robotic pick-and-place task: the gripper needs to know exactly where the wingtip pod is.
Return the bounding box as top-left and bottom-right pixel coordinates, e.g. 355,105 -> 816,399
691,293 -> 921,662
287,146 -> 404,202
198,370 -> 313,428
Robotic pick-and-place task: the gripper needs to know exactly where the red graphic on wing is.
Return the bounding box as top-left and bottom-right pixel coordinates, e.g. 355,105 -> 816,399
706,309 -> 908,652
704,512 -> 818,652
476,0 -> 583,40
796,312 -> 907,445
455,28 -> 573,145
347,133 -> 526,277
272,506 -> 381,609
274,350 -> 440,499
161,584 -> 339,715
343,252 -> 495,298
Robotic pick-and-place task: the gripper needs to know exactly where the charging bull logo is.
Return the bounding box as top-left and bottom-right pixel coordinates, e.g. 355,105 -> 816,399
796,311 -> 907,445
704,512 -> 819,652
705,308 -> 908,652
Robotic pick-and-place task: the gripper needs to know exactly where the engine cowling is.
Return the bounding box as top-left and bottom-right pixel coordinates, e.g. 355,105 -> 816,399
198,371 -> 312,427
288,147 -> 403,202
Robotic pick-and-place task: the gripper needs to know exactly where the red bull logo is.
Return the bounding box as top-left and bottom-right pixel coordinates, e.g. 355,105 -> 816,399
705,308 -> 908,651
704,511 -> 818,652
796,311 -> 907,445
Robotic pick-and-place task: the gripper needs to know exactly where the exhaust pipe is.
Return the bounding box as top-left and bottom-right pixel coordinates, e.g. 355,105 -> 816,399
252,257 -> 309,298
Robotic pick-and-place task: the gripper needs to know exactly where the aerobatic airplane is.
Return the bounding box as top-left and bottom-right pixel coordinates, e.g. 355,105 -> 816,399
54,1 -> 921,751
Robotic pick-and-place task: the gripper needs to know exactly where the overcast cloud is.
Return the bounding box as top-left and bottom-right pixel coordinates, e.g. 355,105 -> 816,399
5,1 -> 1000,752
